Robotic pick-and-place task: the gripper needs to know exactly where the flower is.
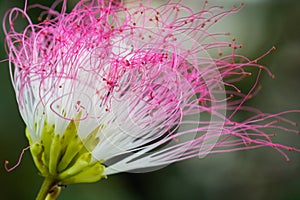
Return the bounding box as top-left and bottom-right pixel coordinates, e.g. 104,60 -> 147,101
3,0 -> 299,199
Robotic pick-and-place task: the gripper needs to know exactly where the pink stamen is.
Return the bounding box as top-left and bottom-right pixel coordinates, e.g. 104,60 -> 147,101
2,0 -> 300,171
4,146 -> 30,172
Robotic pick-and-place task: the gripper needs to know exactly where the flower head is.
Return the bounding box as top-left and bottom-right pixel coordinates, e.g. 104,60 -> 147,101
3,0 -> 300,198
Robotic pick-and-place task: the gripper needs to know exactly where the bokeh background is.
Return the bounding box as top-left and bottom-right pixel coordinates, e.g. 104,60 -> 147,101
0,0 -> 300,199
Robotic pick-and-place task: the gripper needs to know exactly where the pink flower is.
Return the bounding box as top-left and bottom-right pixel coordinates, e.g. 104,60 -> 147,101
3,0 -> 299,189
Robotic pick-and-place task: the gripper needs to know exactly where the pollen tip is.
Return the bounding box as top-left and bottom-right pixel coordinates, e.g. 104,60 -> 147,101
271,74 -> 275,79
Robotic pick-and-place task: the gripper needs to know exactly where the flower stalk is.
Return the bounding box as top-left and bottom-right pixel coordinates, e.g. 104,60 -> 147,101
36,177 -> 60,200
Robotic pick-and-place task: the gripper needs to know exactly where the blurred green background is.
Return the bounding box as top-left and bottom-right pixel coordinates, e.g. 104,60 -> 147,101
0,0 -> 300,199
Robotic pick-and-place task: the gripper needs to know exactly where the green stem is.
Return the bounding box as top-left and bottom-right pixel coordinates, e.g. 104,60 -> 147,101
36,177 -> 60,200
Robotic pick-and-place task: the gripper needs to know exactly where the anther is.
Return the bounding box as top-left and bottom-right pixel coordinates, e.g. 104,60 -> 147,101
271,74 -> 275,79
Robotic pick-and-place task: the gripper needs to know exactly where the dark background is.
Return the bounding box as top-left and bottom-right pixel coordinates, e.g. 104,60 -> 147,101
0,0 -> 300,199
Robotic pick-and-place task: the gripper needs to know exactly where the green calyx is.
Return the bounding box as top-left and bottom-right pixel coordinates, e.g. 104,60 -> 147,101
26,119 -> 106,185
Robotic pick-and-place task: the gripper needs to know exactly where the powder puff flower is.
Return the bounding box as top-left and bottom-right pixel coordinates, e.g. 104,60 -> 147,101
3,0 -> 299,199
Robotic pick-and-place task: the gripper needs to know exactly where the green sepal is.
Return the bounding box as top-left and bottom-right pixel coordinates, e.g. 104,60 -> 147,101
81,125 -> 102,152
49,134 -> 62,175
62,162 -> 106,184
57,137 -> 83,172
25,127 -> 33,145
60,120 -> 78,151
41,122 -> 55,168
30,143 -> 48,176
58,152 -> 92,180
